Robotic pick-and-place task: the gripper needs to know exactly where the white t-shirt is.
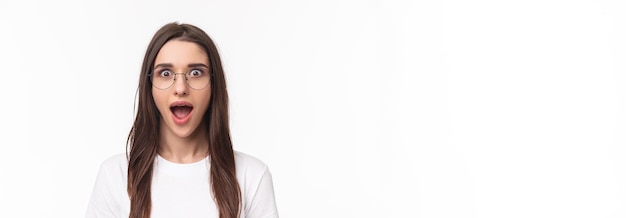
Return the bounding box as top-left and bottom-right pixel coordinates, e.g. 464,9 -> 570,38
86,151 -> 278,218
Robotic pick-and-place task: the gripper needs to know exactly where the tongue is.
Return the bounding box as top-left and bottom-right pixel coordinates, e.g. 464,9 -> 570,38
172,106 -> 192,119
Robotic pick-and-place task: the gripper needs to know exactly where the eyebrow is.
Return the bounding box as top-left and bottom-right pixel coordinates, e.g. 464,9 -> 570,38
154,63 -> 210,69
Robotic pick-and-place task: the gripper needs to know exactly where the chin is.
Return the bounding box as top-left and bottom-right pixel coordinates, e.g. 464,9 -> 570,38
171,126 -> 197,138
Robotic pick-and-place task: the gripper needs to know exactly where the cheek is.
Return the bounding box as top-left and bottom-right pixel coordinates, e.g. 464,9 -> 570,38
196,90 -> 212,114
152,89 -> 168,114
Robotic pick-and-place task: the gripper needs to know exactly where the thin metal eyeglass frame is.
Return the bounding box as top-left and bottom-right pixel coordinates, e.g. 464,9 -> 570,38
148,72 -> 214,90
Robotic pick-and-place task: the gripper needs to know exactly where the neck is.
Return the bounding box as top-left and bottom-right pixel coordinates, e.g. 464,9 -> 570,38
158,123 -> 209,164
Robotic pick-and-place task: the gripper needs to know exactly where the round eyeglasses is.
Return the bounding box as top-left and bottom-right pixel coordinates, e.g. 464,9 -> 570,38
148,68 -> 212,90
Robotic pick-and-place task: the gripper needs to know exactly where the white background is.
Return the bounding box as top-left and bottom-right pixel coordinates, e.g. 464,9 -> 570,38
0,0 -> 625,217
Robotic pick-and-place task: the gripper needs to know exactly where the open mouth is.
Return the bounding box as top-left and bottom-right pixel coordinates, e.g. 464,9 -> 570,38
171,106 -> 193,118
170,101 -> 193,124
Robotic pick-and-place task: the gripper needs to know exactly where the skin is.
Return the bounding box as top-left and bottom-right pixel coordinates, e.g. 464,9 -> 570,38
152,39 -> 212,163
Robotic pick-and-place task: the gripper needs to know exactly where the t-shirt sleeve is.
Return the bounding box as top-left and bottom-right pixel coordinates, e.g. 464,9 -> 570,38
86,161 -> 121,218
244,166 -> 279,218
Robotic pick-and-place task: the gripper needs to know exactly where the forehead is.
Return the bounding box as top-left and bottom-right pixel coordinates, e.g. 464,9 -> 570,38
154,40 -> 208,67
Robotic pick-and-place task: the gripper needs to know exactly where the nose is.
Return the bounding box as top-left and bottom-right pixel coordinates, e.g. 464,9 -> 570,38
173,73 -> 188,96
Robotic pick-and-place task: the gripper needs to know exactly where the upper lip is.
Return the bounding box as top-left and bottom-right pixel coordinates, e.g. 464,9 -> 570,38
170,101 -> 193,108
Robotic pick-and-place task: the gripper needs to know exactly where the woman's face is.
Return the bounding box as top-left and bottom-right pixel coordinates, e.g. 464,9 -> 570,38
152,39 -> 212,139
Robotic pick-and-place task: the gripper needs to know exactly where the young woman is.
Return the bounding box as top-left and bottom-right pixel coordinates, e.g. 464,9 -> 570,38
87,22 -> 278,218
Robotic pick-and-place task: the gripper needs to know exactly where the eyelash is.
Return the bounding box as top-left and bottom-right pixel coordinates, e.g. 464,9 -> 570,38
157,68 -> 206,75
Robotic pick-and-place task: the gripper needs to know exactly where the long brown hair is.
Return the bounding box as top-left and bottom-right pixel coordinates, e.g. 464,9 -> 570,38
126,22 -> 241,218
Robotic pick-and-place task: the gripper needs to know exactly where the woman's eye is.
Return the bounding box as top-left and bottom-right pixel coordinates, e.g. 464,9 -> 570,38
189,69 -> 203,77
159,70 -> 173,77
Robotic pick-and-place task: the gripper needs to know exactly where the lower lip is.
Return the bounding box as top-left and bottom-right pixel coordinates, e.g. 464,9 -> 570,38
172,110 -> 192,125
